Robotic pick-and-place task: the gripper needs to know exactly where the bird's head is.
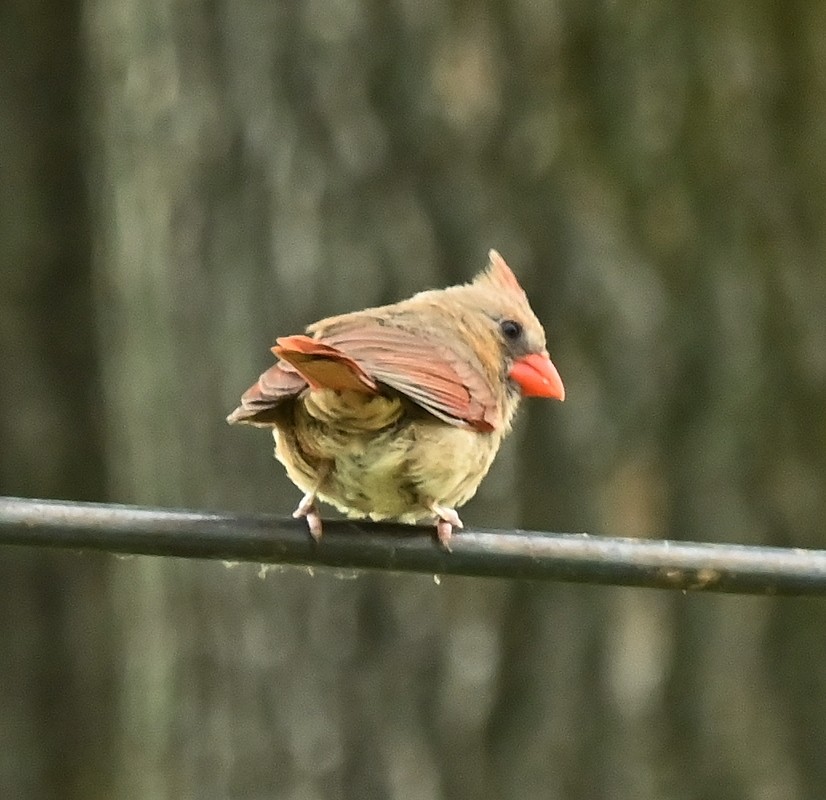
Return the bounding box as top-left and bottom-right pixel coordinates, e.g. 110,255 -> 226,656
471,250 -> 565,402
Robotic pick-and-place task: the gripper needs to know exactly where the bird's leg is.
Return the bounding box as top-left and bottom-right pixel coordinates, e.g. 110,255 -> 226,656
293,491 -> 323,541
293,464 -> 331,542
429,503 -> 464,551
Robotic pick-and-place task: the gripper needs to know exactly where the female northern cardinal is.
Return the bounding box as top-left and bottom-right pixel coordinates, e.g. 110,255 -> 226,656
227,250 -> 564,547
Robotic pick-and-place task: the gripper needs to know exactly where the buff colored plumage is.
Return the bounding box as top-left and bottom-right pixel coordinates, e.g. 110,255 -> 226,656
227,250 -> 564,547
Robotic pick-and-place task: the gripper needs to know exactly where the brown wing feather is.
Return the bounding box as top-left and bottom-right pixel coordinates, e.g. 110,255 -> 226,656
226,361 -> 307,425
230,309 -> 502,431
273,335 -> 377,393
316,320 -> 499,432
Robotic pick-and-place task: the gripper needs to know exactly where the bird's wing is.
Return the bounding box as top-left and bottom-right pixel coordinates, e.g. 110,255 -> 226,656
310,316 -> 500,432
272,336 -> 378,394
226,359 -> 307,426
228,317 -> 500,432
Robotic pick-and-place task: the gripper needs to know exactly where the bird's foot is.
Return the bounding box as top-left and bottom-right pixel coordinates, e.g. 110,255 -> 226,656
293,492 -> 323,541
429,503 -> 463,551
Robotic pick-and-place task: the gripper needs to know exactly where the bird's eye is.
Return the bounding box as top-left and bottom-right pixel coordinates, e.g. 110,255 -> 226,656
500,319 -> 523,340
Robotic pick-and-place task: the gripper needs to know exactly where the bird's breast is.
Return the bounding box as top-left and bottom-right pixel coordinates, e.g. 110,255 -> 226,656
273,389 -> 504,522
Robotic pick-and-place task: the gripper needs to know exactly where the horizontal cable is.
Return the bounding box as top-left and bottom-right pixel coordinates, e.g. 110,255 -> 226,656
0,496 -> 825,595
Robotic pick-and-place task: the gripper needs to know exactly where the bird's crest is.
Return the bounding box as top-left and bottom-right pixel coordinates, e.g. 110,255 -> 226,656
474,250 -> 527,296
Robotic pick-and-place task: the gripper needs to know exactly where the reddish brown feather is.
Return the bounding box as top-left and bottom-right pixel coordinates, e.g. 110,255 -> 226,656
255,361 -> 305,398
273,335 -> 377,393
316,322 -> 499,431
225,360 -> 307,424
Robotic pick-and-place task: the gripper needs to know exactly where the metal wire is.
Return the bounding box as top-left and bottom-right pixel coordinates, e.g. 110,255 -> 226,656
1,496 -> 825,594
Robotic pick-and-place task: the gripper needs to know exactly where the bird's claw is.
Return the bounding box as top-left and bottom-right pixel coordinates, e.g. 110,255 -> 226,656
430,503 -> 463,551
293,492 -> 323,541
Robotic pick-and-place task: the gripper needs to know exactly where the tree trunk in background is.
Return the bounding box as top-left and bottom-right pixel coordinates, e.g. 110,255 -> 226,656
489,4 -> 826,798
0,0 -> 820,798
0,2 -> 114,798
83,3 -> 518,797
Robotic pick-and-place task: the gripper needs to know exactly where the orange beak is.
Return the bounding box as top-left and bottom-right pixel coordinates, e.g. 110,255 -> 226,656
508,353 -> 565,401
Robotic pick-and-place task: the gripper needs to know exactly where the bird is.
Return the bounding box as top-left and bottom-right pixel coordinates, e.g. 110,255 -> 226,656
227,250 -> 565,548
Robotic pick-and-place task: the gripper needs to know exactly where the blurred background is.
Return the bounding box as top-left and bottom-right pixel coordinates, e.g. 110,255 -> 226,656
2,1 -> 826,798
